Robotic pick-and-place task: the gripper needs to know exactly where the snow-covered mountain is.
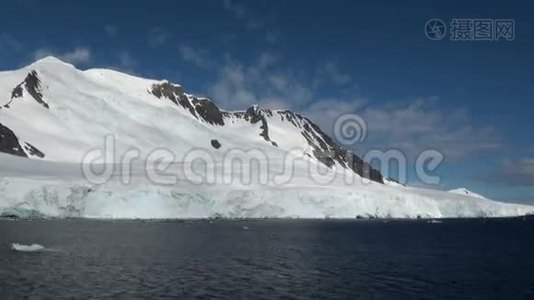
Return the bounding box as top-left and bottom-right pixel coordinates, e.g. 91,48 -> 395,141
0,57 -> 532,219
0,57 -> 381,180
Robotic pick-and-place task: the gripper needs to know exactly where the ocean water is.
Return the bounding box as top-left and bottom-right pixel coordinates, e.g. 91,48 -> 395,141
0,218 -> 533,299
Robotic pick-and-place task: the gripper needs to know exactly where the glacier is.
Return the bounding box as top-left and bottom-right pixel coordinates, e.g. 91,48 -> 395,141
1,154 -> 532,219
1,176 -> 533,219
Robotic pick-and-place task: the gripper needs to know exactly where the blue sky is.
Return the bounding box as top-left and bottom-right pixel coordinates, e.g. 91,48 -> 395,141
1,0 -> 533,203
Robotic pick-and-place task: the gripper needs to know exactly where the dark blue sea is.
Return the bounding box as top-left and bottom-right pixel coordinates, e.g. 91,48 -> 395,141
1,218 -> 533,299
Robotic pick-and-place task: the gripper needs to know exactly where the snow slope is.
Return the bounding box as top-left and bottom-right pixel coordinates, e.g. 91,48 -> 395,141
0,57 -> 532,219
448,188 -> 486,199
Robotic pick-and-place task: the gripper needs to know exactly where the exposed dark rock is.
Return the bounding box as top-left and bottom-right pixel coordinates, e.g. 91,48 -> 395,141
24,71 -> 48,109
192,98 -> 224,126
6,70 -> 49,109
150,81 -> 184,102
278,110 -> 301,128
0,213 -> 19,220
222,111 -> 233,118
244,106 -> 272,143
271,141 -> 278,147
211,139 -> 221,149
0,122 -> 27,157
244,106 -> 262,123
11,85 -> 22,98
386,177 -> 406,186
314,151 -> 336,168
149,82 -> 197,117
151,83 -> 225,126
24,142 -> 45,158
258,122 -> 270,141
278,110 -> 383,184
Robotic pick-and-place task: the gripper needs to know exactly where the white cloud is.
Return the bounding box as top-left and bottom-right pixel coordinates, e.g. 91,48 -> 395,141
207,56 -> 313,110
0,33 -> 22,54
148,28 -> 172,47
258,52 -> 277,69
304,98 -> 367,129
33,47 -> 91,65
178,46 -> 212,69
314,61 -> 352,86
104,25 -> 118,38
94,51 -> 140,76
180,50 -> 500,161
118,51 -> 137,69
222,0 -> 263,30
223,0 -> 246,19
61,48 -> 91,64
305,98 -> 501,159
258,97 -> 291,110
265,30 -> 278,44
489,158 -> 534,186
363,100 -> 501,157
209,63 -> 256,109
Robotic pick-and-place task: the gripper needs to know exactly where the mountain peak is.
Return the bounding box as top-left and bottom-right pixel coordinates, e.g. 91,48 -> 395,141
30,56 -> 75,69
